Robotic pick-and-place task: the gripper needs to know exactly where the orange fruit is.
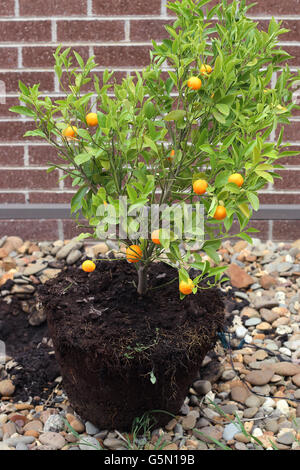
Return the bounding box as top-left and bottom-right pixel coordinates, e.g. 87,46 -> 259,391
151,230 -> 161,245
82,260 -> 96,272
200,64 -> 213,75
213,205 -> 227,220
187,76 -> 202,90
168,149 -> 175,162
228,173 -> 244,187
126,245 -> 143,263
62,125 -> 78,139
86,112 -> 98,127
179,279 -> 194,295
193,179 -> 208,195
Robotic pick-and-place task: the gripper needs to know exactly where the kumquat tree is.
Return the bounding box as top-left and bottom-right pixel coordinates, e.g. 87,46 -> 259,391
11,0 -> 300,297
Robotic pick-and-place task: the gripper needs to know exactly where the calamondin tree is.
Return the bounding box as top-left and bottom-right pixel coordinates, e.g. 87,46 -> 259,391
11,0 -> 300,297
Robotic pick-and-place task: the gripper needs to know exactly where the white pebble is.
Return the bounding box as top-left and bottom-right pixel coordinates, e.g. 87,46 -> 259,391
276,399 -> 290,416
279,347 -> 292,357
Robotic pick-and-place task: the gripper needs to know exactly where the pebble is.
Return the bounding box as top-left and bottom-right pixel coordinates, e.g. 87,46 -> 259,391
79,436 -> 102,450
1,237 -> 300,451
0,379 -> 15,397
43,415 -> 65,433
39,432 -> 66,450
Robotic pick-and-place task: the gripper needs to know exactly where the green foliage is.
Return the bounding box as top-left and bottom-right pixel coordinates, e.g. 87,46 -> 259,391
10,0 -> 300,296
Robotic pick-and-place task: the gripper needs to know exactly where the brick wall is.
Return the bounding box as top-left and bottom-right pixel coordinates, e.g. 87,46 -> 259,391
0,0 -> 299,241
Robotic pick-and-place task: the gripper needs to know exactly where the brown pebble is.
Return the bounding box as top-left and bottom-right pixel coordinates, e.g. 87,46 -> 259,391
24,430 -> 39,438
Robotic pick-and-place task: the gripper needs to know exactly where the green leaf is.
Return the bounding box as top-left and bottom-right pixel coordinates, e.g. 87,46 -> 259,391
216,103 -> 230,116
203,245 -> 220,264
9,106 -> 36,118
164,110 -> 186,121
247,191 -> 260,211
71,186 -> 89,213
23,129 -> 46,138
74,153 -> 91,165
212,109 -> 226,124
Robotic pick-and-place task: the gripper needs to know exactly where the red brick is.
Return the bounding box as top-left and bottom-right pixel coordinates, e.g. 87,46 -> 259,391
57,20 -> 125,42
130,20 -> 174,41
0,21 -> 52,43
62,219 -> 93,239
0,122 -> 39,142
228,219 -> 269,241
19,0 -> 87,16
258,20 -> 300,42
22,46 -> 90,68
92,0 -> 162,16
0,169 -> 59,189
276,121 -> 300,142
260,193 -> 300,204
28,192 -> 74,204
0,193 -> 26,203
278,46 -> 300,67
248,0 -> 300,16
0,48 -> 18,68
277,146 -> 300,166
93,45 -> 151,67
1,1 -> 15,16
28,145 -> 61,166
0,146 -> 24,166
0,97 -> 21,118
273,220 -> 300,242
273,170 -> 300,190
0,71 -> 54,93
0,219 -> 59,241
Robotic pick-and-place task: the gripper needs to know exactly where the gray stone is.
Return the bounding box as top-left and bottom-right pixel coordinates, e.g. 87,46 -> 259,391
245,395 -> 261,408
4,436 -> 35,447
79,436 -> 102,450
276,432 -> 295,446
245,317 -> 261,327
43,414 -> 65,433
23,262 -> 48,276
223,422 -> 241,441
193,380 -> 211,395
243,407 -> 258,419
66,249 -> 82,265
16,442 -> 29,450
85,421 -> 100,436
56,240 -> 83,260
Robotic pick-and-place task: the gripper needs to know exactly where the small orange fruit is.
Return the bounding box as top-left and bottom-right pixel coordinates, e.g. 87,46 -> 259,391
168,149 -> 175,162
187,76 -> 202,90
62,125 -> 78,139
86,112 -> 98,127
179,278 -> 194,295
82,260 -> 96,272
200,64 -> 213,76
193,179 -> 208,195
151,229 -> 161,245
228,173 -> 244,187
213,205 -> 227,220
126,245 -> 143,263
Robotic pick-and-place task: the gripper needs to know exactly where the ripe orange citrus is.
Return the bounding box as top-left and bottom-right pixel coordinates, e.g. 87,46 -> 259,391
179,278 -> 194,295
62,125 -> 78,139
168,149 -> 175,162
151,229 -> 161,245
193,179 -> 208,195
228,173 -> 244,187
200,64 -> 213,76
187,76 -> 202,90
126,245 -> 143,263
86,112 -> 98,127
213,205 -> 227,220
82,260 -> 96,272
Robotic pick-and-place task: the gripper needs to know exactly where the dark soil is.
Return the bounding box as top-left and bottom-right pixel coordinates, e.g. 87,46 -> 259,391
0,297 -> 60,402
38,259 -> 229,429
0,258 -> 247,414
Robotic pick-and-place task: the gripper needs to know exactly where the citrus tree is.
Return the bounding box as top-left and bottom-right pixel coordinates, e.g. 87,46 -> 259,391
11,0 -> 300,296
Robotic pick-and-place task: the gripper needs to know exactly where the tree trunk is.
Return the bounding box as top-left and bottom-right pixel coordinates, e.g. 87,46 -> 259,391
137,265 -> 148,296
